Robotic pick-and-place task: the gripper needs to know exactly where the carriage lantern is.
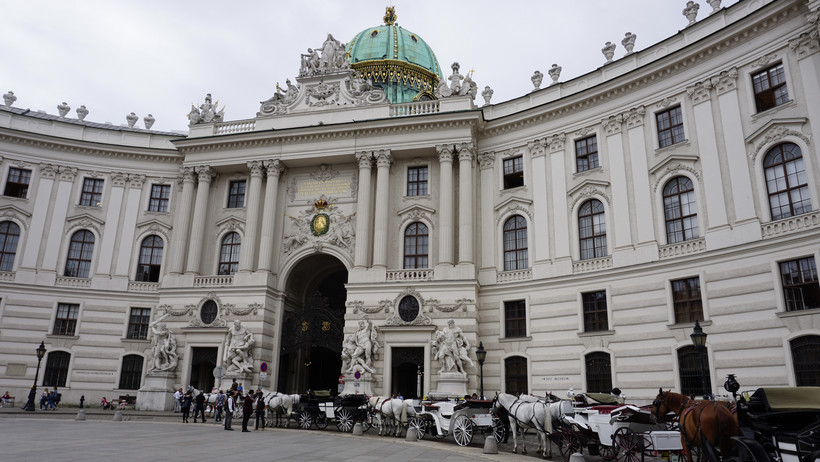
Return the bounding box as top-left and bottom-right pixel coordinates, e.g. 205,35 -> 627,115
476,342 -> 487,400
690,321 -> 709,398
22,341 -> 47,412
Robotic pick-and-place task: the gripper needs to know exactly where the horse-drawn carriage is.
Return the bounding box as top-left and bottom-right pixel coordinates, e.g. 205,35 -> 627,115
293,390 -> 372,433
408,397 -> 506,446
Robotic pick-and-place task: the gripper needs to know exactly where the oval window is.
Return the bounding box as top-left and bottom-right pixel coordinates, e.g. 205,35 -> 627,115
201,300 -> 218,325
398,296 -> 419,322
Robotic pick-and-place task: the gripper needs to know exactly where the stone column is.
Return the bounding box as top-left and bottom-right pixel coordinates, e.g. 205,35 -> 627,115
185,166 -> 215,274
437,144 -> 455,266
167,167 -> 196,275
42,166 -> 77,271
602,115 -> 633,249
530,138 -> 550,262
478,152 -> 496,270
457,143 -> 475,265
238,161 -> 264,272
353,152 -> 373,268
257,160 -> 285,273
21,164 -> 58,270
371,149 -> 392,268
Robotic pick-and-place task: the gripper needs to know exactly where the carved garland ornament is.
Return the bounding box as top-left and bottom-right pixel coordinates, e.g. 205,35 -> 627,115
496,203 -> 534,225
750,126 -> 812,161
426,298 -> 474,313
651,162 -> 702,192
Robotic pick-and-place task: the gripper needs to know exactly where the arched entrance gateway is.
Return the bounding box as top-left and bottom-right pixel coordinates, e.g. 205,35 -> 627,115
278,254 -> 347,393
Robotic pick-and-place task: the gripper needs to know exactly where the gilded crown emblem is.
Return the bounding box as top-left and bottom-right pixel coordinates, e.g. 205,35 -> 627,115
383,6 -> 397,26
314,198 -> 329,210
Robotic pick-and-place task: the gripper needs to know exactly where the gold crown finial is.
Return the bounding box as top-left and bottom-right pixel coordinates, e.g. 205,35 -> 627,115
384,6 -> 397,25
314,198 -> 329,210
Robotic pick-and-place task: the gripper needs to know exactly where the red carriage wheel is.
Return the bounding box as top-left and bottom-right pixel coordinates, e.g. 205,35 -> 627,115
614,427 -> 644,462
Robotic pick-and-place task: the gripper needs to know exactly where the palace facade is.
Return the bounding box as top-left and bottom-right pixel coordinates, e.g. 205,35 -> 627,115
1,0 -> 819,407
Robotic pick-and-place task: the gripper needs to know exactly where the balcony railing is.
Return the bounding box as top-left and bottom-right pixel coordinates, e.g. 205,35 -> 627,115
761,211 -> 820,238
572,256 -> 613,273
193,275 -> 234,287
55,276 -> 92,288
659,238 -> 707,259
128,281 -> 160,292
389,100 -> 440,117
215,120 -> 256,135
0,271 -> 14,282
497,268 -> 532,283
386,269 -> 434,282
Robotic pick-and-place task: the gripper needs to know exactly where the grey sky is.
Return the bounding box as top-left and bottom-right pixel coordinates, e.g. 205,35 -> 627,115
1,0 -> 739,132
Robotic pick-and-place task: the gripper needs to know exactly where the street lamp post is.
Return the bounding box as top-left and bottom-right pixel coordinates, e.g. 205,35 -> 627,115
22,341 -> 47,412
475,342 -> 487,400
690,320 -> 709,399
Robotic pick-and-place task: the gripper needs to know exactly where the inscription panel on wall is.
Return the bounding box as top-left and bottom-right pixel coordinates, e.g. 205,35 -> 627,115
286,164 -> 358,204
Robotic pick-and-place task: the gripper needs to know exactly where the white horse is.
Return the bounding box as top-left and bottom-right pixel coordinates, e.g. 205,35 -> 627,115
368,396 -> 415,437
259,389 -> 300,427
494,393 -> 553,458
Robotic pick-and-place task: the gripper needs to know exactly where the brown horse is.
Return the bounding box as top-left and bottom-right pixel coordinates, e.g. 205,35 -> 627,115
651,388 -> 738,462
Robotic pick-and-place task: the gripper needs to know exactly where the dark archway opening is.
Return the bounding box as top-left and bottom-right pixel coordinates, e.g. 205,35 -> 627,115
279,254 -> 347,394
189,347 -> 217,391
392,347 -> 424,399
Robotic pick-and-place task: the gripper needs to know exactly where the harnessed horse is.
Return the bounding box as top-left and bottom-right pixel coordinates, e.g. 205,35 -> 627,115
493,393 -> 554,458
652,388 -> 738,462
259,390 -> 300,427
367,396 -> 415,437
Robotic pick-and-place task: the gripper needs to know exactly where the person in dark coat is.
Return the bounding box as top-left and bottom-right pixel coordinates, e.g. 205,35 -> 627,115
224,391 -> 235,431
192,391 -> 206,422
254,390 -> 266,430
180,392 -> 192,423
241,389 -> 254,432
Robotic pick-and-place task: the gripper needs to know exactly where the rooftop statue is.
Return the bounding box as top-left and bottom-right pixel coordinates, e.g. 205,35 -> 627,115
602,41 -> 617,64
3,91 -> 16,107
531,70 -> 544,91
622,32 -> 637,54
76,105 -> 89,121
187,93 -> 225,125
481,86 -> 493,106
548,64 -> 562,85
300,33 -> 349,77
683,1 -> 700,25
57,101 -> 71,118
436,62 -> 477,100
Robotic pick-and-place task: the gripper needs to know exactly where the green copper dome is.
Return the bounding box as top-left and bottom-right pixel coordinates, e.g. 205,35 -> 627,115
346,7 -> 441,103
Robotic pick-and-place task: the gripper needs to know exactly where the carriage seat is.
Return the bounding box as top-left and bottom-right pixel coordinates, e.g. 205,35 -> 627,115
588,405 -> 620,414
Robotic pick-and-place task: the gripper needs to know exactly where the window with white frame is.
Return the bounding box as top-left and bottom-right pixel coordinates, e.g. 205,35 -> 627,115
3,167 -> 31,198
148,184 -> 171,212
406,166 -> 428,196
663,176 -> 699,244
79,178 -> 104,207
579,199 -> 606,260
779,256 -> 819,312
656,106 -> 685,148
0,221 -> 20,271
752,63 -> 789,113
764,143 -> 811,220
64,230 -> 94,278
53,303 -> 79,336
503,215 -> 528,271
575,136 -> 599,172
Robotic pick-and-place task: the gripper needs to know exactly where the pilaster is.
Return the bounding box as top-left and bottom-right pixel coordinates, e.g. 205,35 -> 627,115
456,143 -> 475,266
372,149 -> 392,268
42,166 -> 77,272
258,160 -> 285,272
185,166 -> 215,274
167,167 -> 196,275
238,161 -> 264,272
529,138 -> 550,262
601,115 -> 632,249
353,152 -> 373,268
437,144 -> 455,267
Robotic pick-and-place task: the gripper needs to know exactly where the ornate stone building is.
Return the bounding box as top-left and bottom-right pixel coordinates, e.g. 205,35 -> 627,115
1,0 -> 819,408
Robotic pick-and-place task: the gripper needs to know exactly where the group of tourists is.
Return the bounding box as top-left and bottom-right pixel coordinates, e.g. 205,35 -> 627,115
38,387 -> 60,410
173,379 -> 268,432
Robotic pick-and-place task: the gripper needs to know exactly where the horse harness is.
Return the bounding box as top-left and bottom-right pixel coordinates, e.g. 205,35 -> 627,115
507,396 -> 550,434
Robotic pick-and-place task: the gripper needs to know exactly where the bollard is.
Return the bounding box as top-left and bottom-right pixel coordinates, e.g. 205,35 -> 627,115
113,410 -> 123,421
570,452 -> 586,462
352,422 -> 363,436
483,435 -> 499,454
75,409 -> 86,421
405,427 -> 418,441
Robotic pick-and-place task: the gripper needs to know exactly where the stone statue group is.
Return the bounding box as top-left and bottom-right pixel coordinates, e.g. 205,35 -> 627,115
432,319 -> 474,375
341,318 -> 381,374
300,33 -> 350,77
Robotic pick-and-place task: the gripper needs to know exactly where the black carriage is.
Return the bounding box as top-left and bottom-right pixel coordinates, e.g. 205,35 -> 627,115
731,387 -> 820,462
333,394 -> 371,433
295,389 -> 335,430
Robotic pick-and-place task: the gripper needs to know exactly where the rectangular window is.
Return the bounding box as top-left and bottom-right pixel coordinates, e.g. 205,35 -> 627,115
656,106 -> 685,148
504,300 -> 527,338
672,277 -> 703,323
575,136 -> 599,172
780,257 -> 820,312
503,156 -> 524,189
148,184 -> 171,212
227,180 -> 246,208
752,64 -> 789,112
127,308 -> 151,340
79,178 -> 104,206
3,167 -> 31,198
53,303 -> 79,336
582,291 -> 608,332
406,166 -> 428,196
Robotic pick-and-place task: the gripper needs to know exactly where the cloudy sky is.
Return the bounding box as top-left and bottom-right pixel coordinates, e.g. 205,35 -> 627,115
2,0 -> 739,133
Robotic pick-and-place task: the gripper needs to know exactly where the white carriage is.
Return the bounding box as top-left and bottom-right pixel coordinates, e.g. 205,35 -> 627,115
408,398 -> 506,446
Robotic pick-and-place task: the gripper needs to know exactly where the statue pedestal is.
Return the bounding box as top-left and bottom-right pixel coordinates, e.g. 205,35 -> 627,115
220,372 -> 252,392
137,372 -> 176,411
340,373 -> 374,396
434,372 -> 468,397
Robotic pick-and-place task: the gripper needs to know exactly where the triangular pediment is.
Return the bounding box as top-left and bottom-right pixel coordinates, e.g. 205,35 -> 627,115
493,196 -> 532,212
0,203 -> 32,219
567,179 -> 610,197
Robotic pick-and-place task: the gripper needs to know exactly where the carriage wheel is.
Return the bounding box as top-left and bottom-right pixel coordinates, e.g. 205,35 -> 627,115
297,410 -> 313,429
558,429 -> 583,461
361,412 -> 376,433
336,409 -> 354,432
408,416 -> 426,440
452,415 -> 475,447
492,417 -> 507,444
614,427 -> 643,462
598,443 -> 617,461
315,413 -> 329,430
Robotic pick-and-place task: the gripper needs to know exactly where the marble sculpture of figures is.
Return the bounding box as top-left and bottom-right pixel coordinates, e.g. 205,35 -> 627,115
188,93 -> 224,125
683,1 -> 700,25
224,320 -> 255,374
149,314 -> 178,372
436,62 -> 477,99
531,70 -> 543,90
432,319 -> 474,375
548,64 -> 562,85
299,34 -> 349,77
341,318 -> 380,374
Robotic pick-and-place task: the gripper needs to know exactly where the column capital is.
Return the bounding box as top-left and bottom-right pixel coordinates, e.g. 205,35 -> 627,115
355,151 -> 373,169
195,165 -> 216,184
711,67 -> 737,95
58,165 -> 78,182
547,133 -> 566,153
686,81 -> 713,104
602,114 -> 624,136
478,151 -> 495,169
39,163 -> 57,180
178,166 -> 196,185
527,139 -> 547,158
265,159 -> 286,177
789,31 -> 820,59
625,106 -> 646,129
111,172 -> 128,188
375,149 -> 392,167
128,174 -> 146,189
247,160 -> 265,177
436,144 -> 454,162
456,142 -> 475,161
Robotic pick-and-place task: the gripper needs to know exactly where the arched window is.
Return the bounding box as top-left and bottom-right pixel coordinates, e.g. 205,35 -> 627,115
764,143 -> 811,220
505,356 -> 528,395
64,230 -> 95,278
585,352 -> 612,393
503,215 -> 528,271
403,222 -> 429,269
579,199 -> 606,260
43,351 -> 71,387
0,221 -> 21,271
790,335 -> 820,386
218,232 -> 241,275
677,345 -> 712,396
663,177 -> 699,243
119,355 -> 144,390
136,235 -> 163,282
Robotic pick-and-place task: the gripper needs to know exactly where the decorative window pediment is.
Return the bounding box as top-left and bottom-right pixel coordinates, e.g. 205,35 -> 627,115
568,179 -> 611,211
746,118 -> 811,162
135,219 -> 172,242
649,155 -> 701,192
494,196 -> 533,224
215,216 -> 245,235
0,204 -> 31,229
65,213 -> 104,236
397,204 -> 435,227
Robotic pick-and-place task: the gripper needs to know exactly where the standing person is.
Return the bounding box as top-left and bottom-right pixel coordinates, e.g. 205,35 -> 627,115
241,389 -> 254,432
237,382 -> 243,394
254,390 -> 266,430
230,379 -> 238,392
180,392 -> 192,423
39,391 -> 48,409
46,387 -> 56,410
173,388 -> 182,413
224,391 -> 235,431
192,391 -> 206,423
214,390 -> 225,423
